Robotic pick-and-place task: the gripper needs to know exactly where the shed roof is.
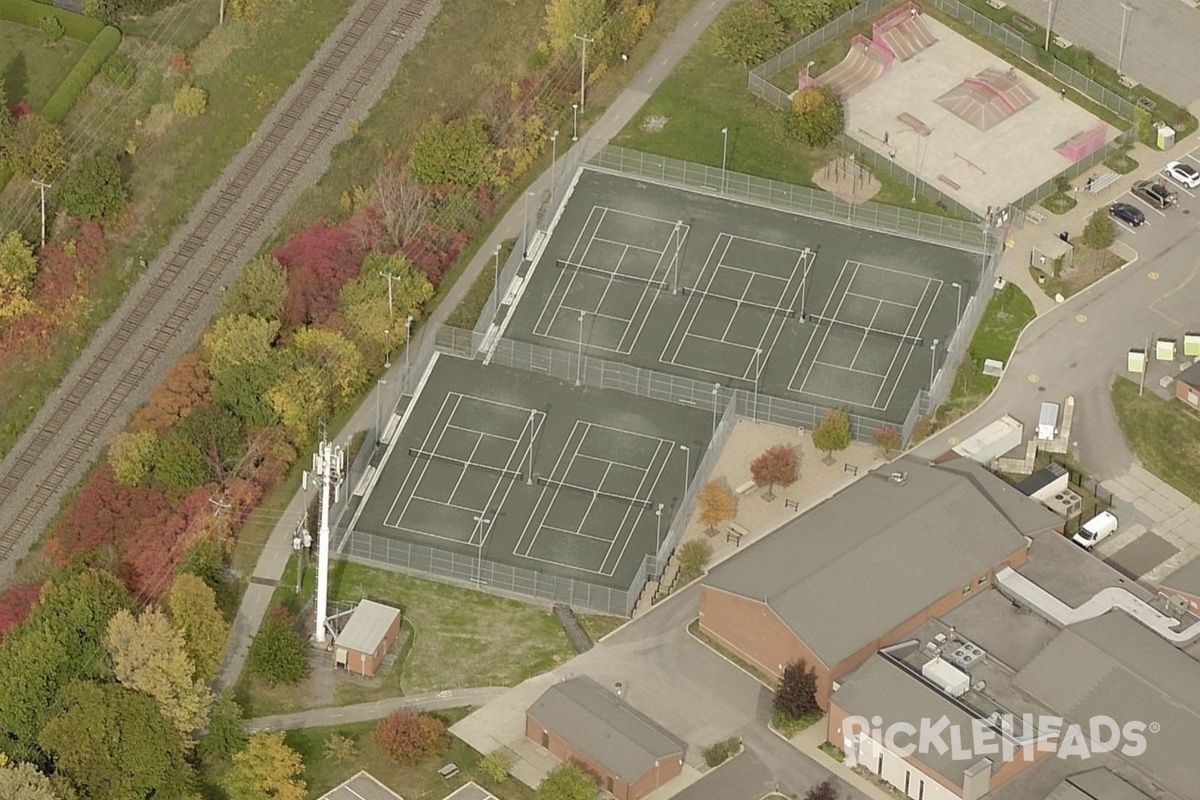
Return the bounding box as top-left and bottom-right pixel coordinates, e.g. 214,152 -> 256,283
703,458 -> 1052,666
1016,462 -> 1068,497
1049,768 -> 1154,800
527,676 -> 685,783
1016,613 -> 1200,798
336,600 -> 402,655
1160,556 -> 1200,597
1177,360 -> 1200,390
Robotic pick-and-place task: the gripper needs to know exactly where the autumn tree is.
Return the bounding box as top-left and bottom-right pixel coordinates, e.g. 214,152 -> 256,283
372,162 -> 432,247
408,114 -> 499,189
536,763 -> 596,800
697,480 -> 736,533
48,467 -> 170,562
374,711 -> 449,762
812,409 -> 851,464
58,154 -> 127,220
106,607 -> 211,735
805,780 -> 839,800
677,539 -> 712,583
768,0 -> 853,31
0,755 -> 59,800
38,681 -> 191,800
174,401 -> 246,481
0,113 -> 66,178
0,230 -> 38,323
872,426 -> 902,457
273,219 -> 366,326
711,0 -> 784,65
480,750 -> 513,783
222,255 -> 288,320
789,85 -> 844,147
108,429 -> 159,486
246,606 -> 309,685
774,659 -> 818,720
203,313 -> 281,425
222,731 -> 307,800
0,580 -> 43,642
1082,208 -> 1116,249
199,690 -> 248,762
130,352 -> 211,434
543,0 -> 605,56
166,572 -> 230,682
339,251 -> 433,356
749,444 -> 799,500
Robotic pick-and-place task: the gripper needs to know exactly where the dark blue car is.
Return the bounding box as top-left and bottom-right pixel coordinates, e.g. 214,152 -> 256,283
1109,202 -> 1145,227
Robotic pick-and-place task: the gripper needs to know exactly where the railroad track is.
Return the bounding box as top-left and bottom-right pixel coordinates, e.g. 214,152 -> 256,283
0,0 -> 432,566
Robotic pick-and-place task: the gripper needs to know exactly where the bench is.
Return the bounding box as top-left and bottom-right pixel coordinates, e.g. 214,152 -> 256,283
1053,35 -> 1072,49
727,522 -> 750,546
1118,74 -> 1139,89
438,764 -> 460,779
735,480 -> 758,496
937,174 -> 961,190
1086,173 -> 1120,194
986,0 -> 1006,8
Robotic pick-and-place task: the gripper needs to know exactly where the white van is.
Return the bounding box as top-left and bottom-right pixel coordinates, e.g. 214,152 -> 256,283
1037,402 -> 1060,441
1072,511 -> 1119,550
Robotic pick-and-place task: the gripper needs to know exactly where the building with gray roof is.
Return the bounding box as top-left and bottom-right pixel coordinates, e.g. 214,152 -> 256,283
333,599 -> 402,677
525,676 -> 685,800
1159,556 -> 1200,611
1016,612 -> 1200,799
699,456 -> 1059,705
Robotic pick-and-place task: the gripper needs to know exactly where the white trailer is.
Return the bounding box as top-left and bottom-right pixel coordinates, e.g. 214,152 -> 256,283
952,415 -> 1024,465
1037,402 -> 1060,441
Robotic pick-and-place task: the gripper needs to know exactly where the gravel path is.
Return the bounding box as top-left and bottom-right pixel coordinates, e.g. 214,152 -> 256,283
0,0 -> 442,587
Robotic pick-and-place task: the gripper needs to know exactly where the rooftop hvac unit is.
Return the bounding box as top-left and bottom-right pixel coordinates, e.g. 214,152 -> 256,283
925,641 -> 941,655
1168,594 -> 1190,616
972,681 -> 986,693
933,632 -> 948,645
922,657 -> 970,698
1041,489 -> 1083,520
950,643 -> 986,669
890,472 -> 908,485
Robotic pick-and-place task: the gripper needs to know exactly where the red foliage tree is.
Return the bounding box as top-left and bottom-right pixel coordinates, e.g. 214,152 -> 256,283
49,465 -> 171,565
117,484 -> 227,600
272,220 -> 367,326
373,711 -> 449,763
0,580 -> 44,641
749,444 -> 799,501
130,352 -> 211,434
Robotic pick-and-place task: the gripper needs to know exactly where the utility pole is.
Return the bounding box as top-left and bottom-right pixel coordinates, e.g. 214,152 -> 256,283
309,438 -> 344,644
380,270 -> 405,367
550,129 -> 560,199
492,244 -> 502,321
1043,0 -> 1055,51
31,179 -> 50,247
575,33 -> 595,112
219,0 -> 226,24
291,513 -> 311,593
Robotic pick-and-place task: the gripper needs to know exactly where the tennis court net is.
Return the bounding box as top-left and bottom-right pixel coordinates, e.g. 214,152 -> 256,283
682,287 -> 796,318
536,476 -> 654,510
556,260 -> 668,291
409,448 -> 522,481
807,314 -> 923,346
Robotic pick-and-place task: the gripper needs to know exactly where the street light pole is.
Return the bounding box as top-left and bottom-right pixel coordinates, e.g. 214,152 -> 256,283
572,103 -> 579,142
472,515 -> 491,584
929,338 -> 940,389
375,379 -> 386,444
384,329 -> 391,368
754,348 -> 763,422
712,383 -> 720,436
550,130 -> 559,200
1043,0 -> 1055,51
576,311 -> 586,386
574,33 -> 595,112
671,220 -> 682,294
720,127 -> 729,193
525,409 -> 537,485
679,445 -> 690,501
951,282 -> 963,328
493,244 -> 501,321
405,315 -> 414,376
1117,2 -> 1134,74
523,191 -> 533,258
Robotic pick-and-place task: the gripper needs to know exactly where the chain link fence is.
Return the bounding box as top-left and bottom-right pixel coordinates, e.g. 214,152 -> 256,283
590,146 -> 994,253
1007,124 -> 1136,212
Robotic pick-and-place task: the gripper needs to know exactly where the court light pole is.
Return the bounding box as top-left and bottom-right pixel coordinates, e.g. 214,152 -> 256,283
655,504 -> 663,567
472,514 -> 491,584
572,103 -> 579,142
525,409 -> 537,484
671,220 -> 683,294
712,383 -> 720,436
929,338 -> 940,389
753,348 -> 763,422
951,281 -> 963,328
1043,0 -> 1055,51
550,130 -> 560,199
404,315 -> 414,376
576,311 -> 586,386
679,445 -> 690,502
492,244 -> 502,321
523,191 -> 533,259
720,127 -> 729,193
1117,2 -> 1134,74
375,379 -> 386,444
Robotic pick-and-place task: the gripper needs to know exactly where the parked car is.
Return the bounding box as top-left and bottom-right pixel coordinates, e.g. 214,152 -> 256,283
1132,180 -> 1178,209
1164,160 -> 1200,189
1109,202 -> 1145,227
1072,511 -> 1119,550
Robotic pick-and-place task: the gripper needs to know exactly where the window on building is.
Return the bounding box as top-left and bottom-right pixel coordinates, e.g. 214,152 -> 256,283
877,755 -> 884,775
1190,390 -> 1198,406
541,731 -> 549,748
606,776 -> 614,793
904,772 -> 911,794
919,779 -> 925,800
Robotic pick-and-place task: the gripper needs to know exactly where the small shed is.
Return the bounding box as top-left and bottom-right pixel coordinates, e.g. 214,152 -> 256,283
526,676 -> 685,800
333,600 -> 402,677
1175,361 -> 1200,410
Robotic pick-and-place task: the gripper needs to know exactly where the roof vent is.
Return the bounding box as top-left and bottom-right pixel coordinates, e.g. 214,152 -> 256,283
889,471 -> 908,485
925,641 -> 940,655
933,632 -> 948,645
972,680 -> 986,693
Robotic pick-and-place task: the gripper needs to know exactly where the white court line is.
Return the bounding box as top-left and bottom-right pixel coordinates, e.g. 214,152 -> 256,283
386,394 -> 466,528
795,262 -> 858,395
598,437 -> 672,574
876,278 -> 941,411
812,359 -> 889,379
847,299 -> 883,371
661,234 -> 733,367
843,290 -> 920,311
445,423 -> 521,444
533,206 -> 605,337
591,236 -> 666,254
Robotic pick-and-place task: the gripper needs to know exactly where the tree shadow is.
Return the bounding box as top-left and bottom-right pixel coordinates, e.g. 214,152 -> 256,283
3,53 -> 29,107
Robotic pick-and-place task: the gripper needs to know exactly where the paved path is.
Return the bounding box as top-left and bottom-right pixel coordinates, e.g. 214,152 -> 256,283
244,687 -> 507,732
0,0 -> 440,588
217,0 -> 731,689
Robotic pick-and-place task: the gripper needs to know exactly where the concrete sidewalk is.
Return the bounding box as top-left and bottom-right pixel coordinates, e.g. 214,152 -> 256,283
244,687 -> 507,732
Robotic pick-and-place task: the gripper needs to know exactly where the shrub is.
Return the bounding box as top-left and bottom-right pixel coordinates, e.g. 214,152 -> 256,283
246,608 -> 309,685
0,231 -> 38,323
677,539 -> 712,584
789,85 -> 844,147
40,15 -> 66,41
373,711 -> 449,763
479,750 -> 514,783
711,0 -> 784,66
323,733 -> 358,762
100,52 -> 136,88
702,736 -> 741,767
408,114 -> 499,189
42,26 -> 122,124
1081,209 -> 1116,250
173,85 -> 208,117
108,429 -> 159,486
58,154 -> 127,220
0,2 -> 103,40
774,659 -> 819,719
871,426 -> 902,456
1,113 -> 67,178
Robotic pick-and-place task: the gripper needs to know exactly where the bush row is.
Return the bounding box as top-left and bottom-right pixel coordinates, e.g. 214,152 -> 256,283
42,26 -> 123,124
0,0 -> 104,41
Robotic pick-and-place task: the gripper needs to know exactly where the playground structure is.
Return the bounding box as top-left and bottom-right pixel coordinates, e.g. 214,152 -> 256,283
799,2 -> 935,99
936,67 -> 1038,131
814,154 -> 882,204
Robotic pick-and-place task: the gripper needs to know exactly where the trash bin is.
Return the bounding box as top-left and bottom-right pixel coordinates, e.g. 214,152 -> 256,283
1058,231 -> 1069,243
1157,125 -> 1176,150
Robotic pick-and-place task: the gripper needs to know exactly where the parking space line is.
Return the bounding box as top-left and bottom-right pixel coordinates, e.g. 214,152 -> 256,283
1126,192 -> 1167,217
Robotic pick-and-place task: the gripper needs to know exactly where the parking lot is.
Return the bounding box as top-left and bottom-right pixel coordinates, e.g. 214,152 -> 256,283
1107,143 -> 1200,234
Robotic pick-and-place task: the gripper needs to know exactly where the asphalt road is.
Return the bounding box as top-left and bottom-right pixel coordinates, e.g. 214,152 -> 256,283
915,149 -> 1200,478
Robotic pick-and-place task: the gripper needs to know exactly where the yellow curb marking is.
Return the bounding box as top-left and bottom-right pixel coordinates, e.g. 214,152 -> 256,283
1028,373 -> 1040,383
1076,314 -> 1087,323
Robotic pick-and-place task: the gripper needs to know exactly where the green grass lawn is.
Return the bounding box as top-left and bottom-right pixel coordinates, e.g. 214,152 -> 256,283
235,559 -> 577,717
1112,377 -> 1200,504
579,613 -> 626,642
938,283 -> 1035,420
771,708 -> 824,738
1030,247 -> 1125,299
0,20 -> 88,110
283,713 -> 536,800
